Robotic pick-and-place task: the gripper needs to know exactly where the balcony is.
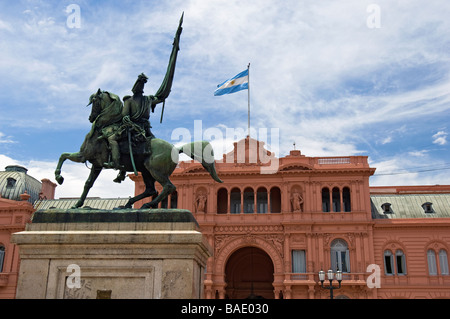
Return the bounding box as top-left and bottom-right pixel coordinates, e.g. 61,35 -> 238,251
195,210 -> 372,225
285,272 -> 368,286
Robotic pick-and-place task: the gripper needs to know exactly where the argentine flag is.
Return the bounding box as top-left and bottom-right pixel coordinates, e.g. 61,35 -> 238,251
214,69 -> 249,96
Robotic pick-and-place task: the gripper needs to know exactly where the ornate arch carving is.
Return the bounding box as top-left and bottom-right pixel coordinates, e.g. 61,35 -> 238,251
279,163 -> 313,171
424,239 -> 450,254
381,240 -> 408,254
214,235 -> 284,276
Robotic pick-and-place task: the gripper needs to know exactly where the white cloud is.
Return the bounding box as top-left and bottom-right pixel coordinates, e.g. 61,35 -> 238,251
370,153 -> 450,187
381,137 -> 392,145
164,0 -> 450,160
4,1 -> 450,133
48,163 -> 135,200
408,150 -> 428,157
0,132 -> 15,144
0,154 -> 135,199
432,131 -> 448,145
0,19 -> 13,32
1,0 -> 450,192
0,154 -> 18,168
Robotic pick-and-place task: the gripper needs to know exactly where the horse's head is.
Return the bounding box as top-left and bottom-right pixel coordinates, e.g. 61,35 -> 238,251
87,88 -> 105,123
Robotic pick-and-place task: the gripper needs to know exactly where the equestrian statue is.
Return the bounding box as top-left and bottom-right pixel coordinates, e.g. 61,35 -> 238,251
54,13 -> 223,209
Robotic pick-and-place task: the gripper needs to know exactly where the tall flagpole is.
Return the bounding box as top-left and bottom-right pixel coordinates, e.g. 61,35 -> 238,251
247,62 -> 251,138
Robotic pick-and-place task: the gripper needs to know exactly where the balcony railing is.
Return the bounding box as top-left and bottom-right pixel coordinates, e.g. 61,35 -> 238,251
285,272 -> 368,284
317,157 -> 351,165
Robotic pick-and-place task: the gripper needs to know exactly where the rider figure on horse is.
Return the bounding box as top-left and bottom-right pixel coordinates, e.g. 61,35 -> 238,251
54,13 -> 223,210
100,12 -> 183,182
103,73 -> 163,170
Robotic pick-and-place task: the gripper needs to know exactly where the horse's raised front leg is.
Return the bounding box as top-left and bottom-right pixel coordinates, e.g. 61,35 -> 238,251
73,165 -> 102,209
55,152 -> 85,185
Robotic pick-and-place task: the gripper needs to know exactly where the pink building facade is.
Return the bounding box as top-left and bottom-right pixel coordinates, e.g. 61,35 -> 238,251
2,139 -> 449,299
0,166 -> 56,299
132,137 -> 450,299
0,195 -> 34,299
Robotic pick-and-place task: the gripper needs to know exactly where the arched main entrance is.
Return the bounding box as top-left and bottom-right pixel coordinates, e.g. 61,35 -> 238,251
225,247 -> 274,299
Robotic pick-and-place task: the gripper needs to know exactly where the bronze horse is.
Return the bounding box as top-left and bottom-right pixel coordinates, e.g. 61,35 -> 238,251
54,89 -> 223,209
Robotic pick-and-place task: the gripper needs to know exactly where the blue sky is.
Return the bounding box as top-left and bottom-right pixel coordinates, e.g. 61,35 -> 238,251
1,0 -> 450,199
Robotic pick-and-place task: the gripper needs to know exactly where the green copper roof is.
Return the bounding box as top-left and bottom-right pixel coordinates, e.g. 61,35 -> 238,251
371,194 -> 450,219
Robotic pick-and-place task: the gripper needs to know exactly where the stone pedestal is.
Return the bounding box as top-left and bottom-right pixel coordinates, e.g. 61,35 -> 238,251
11,208 -> 212,299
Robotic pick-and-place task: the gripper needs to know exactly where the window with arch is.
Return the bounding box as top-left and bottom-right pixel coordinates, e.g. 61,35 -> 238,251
0,245 -> 5,272
256,187 -> 268,214
322,187 -> 352,213
270,187 -> 281,213
428,249 -> 449,276
343,187 -> 351,212
439,250 -> 449,275
332,187 -> 340,212
243,187 -> 254,214
217,188 -> 228,214
230,188 -> 241,214
396,250 -> 407,275
330,239 -> 350,273
428,250 -> 438,275
384,249 -> 407,275
384,250 -> 395,275
322,188 -> 330,212
218,186 -> 282,214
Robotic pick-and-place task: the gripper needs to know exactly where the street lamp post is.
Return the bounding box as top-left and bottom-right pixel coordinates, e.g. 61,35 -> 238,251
318,269 -> 343,299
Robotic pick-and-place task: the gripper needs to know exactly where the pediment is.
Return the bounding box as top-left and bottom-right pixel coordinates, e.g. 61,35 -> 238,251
279,163 -> 313,171
184,166 -> 205,174
223,137 -> 276,164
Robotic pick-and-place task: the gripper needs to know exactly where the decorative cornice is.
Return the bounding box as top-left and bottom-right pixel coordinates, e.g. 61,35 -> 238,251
214,225 -> 284,233
173,167 -> 375,178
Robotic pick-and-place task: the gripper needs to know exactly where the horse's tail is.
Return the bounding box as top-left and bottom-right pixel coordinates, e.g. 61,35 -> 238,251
177,141 -> 223,183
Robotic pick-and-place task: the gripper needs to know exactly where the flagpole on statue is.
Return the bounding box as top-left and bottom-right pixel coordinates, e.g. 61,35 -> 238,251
247,62 -> 251,138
